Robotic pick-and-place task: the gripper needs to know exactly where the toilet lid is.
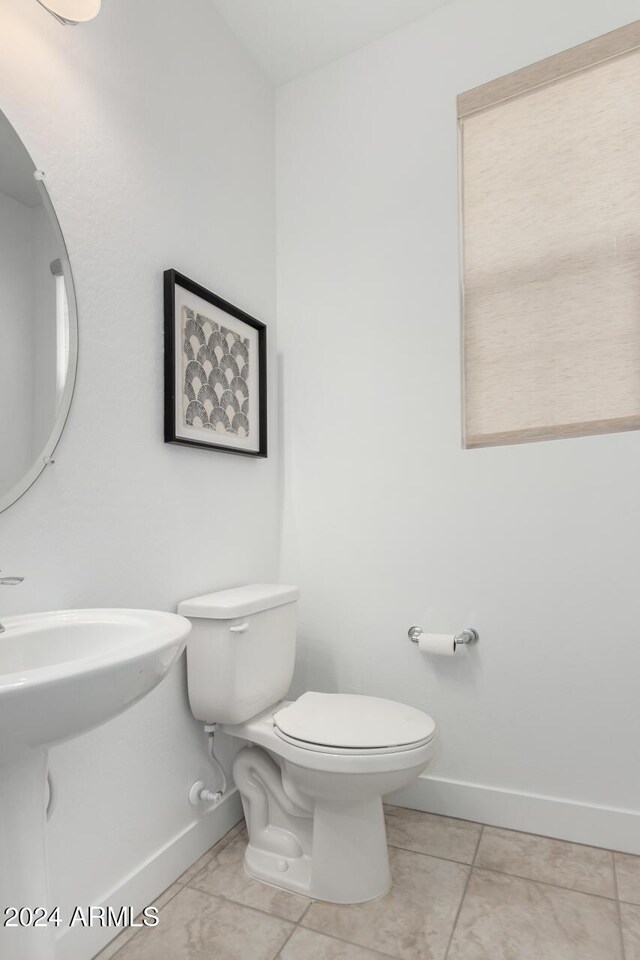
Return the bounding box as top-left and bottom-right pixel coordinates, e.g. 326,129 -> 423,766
273,692 -> 435,750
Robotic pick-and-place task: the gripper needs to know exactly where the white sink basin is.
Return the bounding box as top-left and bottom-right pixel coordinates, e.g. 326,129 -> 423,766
0,609 -> 190,759
0,608 -> 191,960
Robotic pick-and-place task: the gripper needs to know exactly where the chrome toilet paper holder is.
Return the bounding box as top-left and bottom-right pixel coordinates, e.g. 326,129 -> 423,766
408,626 -> 479,647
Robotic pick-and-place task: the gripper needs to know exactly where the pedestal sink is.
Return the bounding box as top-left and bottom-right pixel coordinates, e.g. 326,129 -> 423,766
0,609 -> 191,960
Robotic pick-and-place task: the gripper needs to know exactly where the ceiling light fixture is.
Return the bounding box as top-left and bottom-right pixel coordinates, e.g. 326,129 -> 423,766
36,0 -> 101,25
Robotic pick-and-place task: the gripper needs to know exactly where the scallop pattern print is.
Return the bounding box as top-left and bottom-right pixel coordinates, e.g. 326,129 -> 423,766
182,306 -> 250,437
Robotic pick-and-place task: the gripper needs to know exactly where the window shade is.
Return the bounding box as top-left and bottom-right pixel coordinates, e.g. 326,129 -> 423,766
459,21 -> 640,447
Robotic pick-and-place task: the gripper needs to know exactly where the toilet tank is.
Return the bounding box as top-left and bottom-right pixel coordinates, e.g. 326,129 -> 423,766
178,584 -> 299,725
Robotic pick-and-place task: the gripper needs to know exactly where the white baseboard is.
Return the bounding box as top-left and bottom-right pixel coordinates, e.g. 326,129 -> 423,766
387,774 -> 640,855
56,789 -> 244,960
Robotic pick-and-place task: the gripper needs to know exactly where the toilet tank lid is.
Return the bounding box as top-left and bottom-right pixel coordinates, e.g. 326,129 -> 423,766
178,584 -> 299,619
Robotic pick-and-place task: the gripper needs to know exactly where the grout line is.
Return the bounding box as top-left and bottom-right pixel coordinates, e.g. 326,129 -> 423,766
273,922 -> 300,959
455,816 -> 621,855
471,863 -> 620,902
612,851 -> 628,960
296,900 -> 312,924
153,884 -> 183,910
442,846 -> 477,960
472,824 -> 484,866
384,805 -> 483,829
442,826 -> 484,960
184,878 -> 309,926
387,848 -> 474,870
295,922 -> 402,960
387,839 -> 480,868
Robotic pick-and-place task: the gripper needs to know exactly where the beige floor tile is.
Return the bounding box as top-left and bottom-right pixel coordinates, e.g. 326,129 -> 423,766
385,806 -> 481,864
615,852 -> 640,905
621,902 -> 640,960
474,826 -> 616,897
112,886 -> 293,960
279,927 -> 394,959
447,867 -> 623,960
176,820 -> 245,885
189,832 -> 310,922
91,884 -> 182,958
92,926 -> 139,960
302,846 -> 468,960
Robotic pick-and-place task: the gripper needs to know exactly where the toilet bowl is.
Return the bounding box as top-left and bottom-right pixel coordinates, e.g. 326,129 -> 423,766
180,585 -> 436,903
226,692 -> 435,902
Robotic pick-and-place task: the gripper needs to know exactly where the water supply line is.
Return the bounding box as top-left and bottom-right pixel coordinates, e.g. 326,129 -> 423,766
205,724 -> 227,796
189,724 -> 228,806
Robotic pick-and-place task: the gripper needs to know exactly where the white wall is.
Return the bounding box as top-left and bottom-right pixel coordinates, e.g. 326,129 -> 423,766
0,0 -> 275,955
277,0 -> 640,849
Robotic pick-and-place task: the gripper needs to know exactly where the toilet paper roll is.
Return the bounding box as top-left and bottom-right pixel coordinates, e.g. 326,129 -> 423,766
418,632 -> 456,656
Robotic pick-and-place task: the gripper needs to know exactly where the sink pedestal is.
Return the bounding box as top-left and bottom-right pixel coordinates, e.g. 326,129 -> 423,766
0,750 -> 56,960
0,608 -> 191,960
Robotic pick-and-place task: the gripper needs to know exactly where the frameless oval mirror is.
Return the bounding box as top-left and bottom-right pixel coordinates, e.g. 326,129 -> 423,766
0,110 -> 78,513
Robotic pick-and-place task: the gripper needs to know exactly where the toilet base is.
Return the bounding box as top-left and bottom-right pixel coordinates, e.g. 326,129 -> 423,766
245,844 -> 313,897
244,795 -> 392,904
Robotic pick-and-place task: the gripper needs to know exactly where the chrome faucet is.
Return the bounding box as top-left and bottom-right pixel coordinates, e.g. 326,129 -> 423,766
0,573 -> 24,633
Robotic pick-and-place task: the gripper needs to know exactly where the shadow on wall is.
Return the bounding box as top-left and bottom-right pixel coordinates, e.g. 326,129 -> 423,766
290,634 -> 339,698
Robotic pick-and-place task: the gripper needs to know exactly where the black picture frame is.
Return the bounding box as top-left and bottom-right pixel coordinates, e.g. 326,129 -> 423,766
164,269 -> 267,458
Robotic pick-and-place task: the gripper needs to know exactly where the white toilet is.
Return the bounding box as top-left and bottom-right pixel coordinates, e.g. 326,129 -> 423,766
179,584 -> 436,904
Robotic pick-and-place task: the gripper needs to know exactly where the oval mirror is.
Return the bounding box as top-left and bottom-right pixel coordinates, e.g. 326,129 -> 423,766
0,110 -> 78,513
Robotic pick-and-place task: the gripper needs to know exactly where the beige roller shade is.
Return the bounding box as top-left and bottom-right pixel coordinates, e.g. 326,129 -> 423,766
460,21 -> 640,447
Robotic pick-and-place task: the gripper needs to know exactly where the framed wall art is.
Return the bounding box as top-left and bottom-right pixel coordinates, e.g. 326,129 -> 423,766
164,269 -> 267,457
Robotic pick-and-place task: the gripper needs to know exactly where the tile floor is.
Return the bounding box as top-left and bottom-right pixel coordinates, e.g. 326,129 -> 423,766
95,807 -> 640,960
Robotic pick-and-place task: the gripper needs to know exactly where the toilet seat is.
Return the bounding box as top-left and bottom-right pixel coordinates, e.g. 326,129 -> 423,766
273,692 -> 435,754
225,702 -> 436,775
